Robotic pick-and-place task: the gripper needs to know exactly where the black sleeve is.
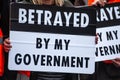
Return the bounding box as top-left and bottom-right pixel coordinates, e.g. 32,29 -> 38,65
1,0 -> 17,80
74,0 -> 85,6
0,0 -> 3,27
1,0 -> 10,38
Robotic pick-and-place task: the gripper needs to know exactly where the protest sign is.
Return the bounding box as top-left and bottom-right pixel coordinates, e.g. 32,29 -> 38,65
9,3 -> 96,74
95,3 -> 120,61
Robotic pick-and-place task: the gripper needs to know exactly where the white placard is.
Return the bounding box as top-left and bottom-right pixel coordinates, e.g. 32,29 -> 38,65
96,25 -> 120,61
9,31 -> 95,74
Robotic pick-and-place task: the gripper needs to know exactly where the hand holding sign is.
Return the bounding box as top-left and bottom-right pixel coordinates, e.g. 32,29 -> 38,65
3,38 -> 12,53
112,58 -> 120,67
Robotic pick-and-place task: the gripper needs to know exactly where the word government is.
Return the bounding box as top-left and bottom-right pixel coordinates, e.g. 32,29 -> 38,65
96,44 -> 120,57
15,53 -> 90,68
19,8 -> 89,28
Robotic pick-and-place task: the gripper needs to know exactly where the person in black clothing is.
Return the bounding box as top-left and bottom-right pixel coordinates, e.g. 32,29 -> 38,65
69,0 -> 75,4
69,0 -> 85,6
1,0 -> 17,80
3,0 -> 80,80
74,0 -> 85,6
0,0 -> 2,27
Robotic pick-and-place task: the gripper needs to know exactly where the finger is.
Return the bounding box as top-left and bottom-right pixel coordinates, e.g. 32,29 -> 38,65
98,0 -> 104,6
3,43 -> 12,48
4,47 -> 11,53
4,39 -> 11,44
112,60 -> 120,67
95,34 -> 98,44
115,58 -> 120,61
103,0 -> 107,3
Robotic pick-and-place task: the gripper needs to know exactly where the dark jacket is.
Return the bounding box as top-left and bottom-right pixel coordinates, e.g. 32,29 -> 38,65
74,0 -> 85,6
1,1 -> 17,80
1,0 -> 10,37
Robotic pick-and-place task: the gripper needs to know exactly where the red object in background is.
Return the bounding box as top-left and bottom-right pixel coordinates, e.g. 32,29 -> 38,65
88,0 -> 120,5
104,60 -> 112,64
0,28 -> 4,76
18,71 -> 31,77
88,0 -> 94,5
108,0 -> 120,3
